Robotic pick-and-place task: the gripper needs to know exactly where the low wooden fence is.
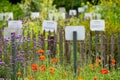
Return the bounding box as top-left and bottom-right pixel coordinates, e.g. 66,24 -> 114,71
0,28 -> 120,70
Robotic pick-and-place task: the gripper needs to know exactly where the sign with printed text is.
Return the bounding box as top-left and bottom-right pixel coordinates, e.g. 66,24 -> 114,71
42,20 -> 57,32
90,20 -> 105,31
78,7 -> 85,13
65,26 -> 85,40
69,10 -> 77,16
31,12 -> 40,18
8,20 -> 22,28
4,27 -> 23,42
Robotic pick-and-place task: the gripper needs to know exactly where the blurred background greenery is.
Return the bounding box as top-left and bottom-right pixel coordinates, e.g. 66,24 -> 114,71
0,0 -> 120,31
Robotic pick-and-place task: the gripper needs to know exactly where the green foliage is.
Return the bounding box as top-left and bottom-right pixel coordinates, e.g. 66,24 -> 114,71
97,0 -> 120,35
53,0 -> 100,11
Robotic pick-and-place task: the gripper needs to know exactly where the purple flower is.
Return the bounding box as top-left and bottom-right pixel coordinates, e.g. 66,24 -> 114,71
0,78 -> 4,80
4,38 -> 9,42
0,48 -> 2,52
34,46 -> 36,49
0,62 -> 5,65
11,33 -> 16,38
27,38 -> 30,42
15,35 -> 21,39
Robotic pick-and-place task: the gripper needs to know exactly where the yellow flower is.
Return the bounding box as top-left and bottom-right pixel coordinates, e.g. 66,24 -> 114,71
28,76 -> 34,80
63,72 -> 67,77
78,78 -> 83,80
88,64 -> 93,67
94,63 -> 99,67
49,67 -> 55,71
17,72 -> 22,76
87,1 -> 90,5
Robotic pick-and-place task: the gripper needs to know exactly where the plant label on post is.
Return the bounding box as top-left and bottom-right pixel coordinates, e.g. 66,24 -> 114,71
65,26 -> 85,75
0,13 -> 3,21
59,12 -> 66,19
8,20 -> 22,28
78,7 -> 85,13
31,12 -> 40,19
65,26 -> 85,40
90,20 -> 105,31
69,10 -> 77,16
42,20 -> 57,32
96,5 -> 99,11
48,10 -> 54,20
55,12 -> 66,20
61,13 -> 66,19
4,27 -> 23,42
84,13 -> 92,20
4,12 -> 13,20
59,7 -> 66,12
84,5 -> 88,9
96,14 -> 101,19
54,13 -> 59,21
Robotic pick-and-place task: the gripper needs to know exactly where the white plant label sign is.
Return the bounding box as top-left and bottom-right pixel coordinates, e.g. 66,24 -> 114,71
54,13 -> 59,21
96,5 -> 100,11
0,13 -> 3,20
84,5 -> 88,9
42,20 -> 57,32
31,12 -> 40,18
4,27 -> 23,42
59,7 -> 66,12
61,13 -> 66,19
8,20 -> 22,28
78,7 -> 85,13
96,14 -> 101,19
48,10 -> 54,20
69,10 -> 77,16
65,26 -> 85,40
84,13 -> 92,20
90,20 -> 105,31
4,12 -> 13,20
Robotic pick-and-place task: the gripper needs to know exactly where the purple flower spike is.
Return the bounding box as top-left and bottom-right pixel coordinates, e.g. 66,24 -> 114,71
0,48 -> 2,52
0,62 -> 5,65
4,38 -> 9,42
11,33 -> 16,38
15,35 -> 21,39
27,39 -> 30,42
0,78 -> 4,80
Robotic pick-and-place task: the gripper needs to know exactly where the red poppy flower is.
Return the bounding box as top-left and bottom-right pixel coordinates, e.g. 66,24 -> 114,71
32,64 -> 38,70
39,55 -> 45,60
49,67 -> 55,71
95,58 -> 101,63
94,77 -> 98,80
40,65 -> 46,72
63,72 -> 67,77
111,59 -> 116,64
17,72 -> 22,76
38,49 -> 44,54
52,58 -> 57,63
50,71 -> 55,74
100,69 -> 109,74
